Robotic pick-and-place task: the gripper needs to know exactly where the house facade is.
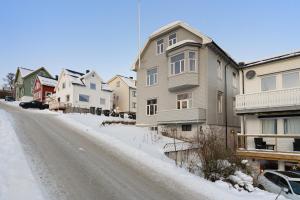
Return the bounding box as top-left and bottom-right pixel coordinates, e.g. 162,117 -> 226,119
54,69 -> 112,110
14,67 -> 52,101
33,76 -> 57,102
236,51 -> 300,171
133,21 -> 240,143
107,75 -> 137,114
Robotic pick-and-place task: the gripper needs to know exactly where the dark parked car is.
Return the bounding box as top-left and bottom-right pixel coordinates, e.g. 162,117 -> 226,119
5,96 -> 15,101
19,100 -> 49,110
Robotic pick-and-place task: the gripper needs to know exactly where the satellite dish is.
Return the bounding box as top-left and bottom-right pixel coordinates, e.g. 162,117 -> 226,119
246,70 -> 256,79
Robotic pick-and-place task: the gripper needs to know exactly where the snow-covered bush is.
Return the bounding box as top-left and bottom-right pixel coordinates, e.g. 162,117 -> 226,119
190,127 -> 255,192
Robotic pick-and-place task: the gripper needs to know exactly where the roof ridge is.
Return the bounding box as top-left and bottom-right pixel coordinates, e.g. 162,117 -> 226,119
245,50 -> 300,67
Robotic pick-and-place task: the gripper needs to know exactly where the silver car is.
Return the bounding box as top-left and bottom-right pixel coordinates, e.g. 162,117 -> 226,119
258,170 -> 300,200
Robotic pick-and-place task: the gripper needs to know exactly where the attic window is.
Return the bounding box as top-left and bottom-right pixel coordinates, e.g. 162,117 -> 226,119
156,39 -> 164,55
169,33 -> 176,46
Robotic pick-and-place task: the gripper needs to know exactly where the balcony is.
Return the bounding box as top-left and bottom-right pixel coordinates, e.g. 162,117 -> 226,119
236,134 -> 300,162
168,73 -> 199,92
236,87 -> 300,114
157,108 -> 206,124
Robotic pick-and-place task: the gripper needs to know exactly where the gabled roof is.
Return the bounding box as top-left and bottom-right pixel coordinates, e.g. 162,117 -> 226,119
132,21 -> 239,71
19,67 -> 34,77
101,83 -> 113,92
244,50 -> 300,68
65,69 -> 85,77
37,75 -> 57,87
108,75 -> 136,89
15,67 -> 53,83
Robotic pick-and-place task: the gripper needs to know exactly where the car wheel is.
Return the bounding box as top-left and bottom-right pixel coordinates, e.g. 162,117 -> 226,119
258,185 -> 265,190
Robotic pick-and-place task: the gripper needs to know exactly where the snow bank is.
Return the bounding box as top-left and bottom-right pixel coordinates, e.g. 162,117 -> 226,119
57,113 -> 287,200
0,109 -> 45,200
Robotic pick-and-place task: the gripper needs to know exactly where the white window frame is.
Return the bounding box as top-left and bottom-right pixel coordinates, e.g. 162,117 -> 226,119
168,33 -> 176,46
90,82 -> 96,90
282,71 -> 300,89
100,98 -> 106,105
146,67 -> 158,86
261,119 -> 277,134
79,94 -> 89,102
261,75 -> 276,91
170,52 -> 185,76
188,51 -> 197,72
146,98 -> 157,116
132,90 -> 136,97
217,91 -> 223,113
176,92 -> 192,109
217,60 -> 222,80
156,38 -> 164,55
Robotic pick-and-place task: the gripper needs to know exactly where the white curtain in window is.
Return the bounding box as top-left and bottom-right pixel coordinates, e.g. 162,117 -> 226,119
284,118 -> 300,134
262,119 -> 277,134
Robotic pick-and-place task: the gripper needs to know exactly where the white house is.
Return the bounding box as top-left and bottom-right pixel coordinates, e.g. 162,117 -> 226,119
54,69 -> 112,110
236,51 -> 300,171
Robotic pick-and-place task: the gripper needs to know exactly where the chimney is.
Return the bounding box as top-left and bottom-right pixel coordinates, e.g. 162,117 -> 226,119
55,75 -> 59,80
129,76 -> 133,79
86,70 -> 90,74
238,62 -> 245,67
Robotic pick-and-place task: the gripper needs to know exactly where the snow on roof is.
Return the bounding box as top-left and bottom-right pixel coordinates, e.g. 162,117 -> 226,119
65,69 -> 84,77
63,69 -> 85,86
245,50 -> 300,68
132,21 -> 213,71
102,83 -> 112,91
119,76 -> 136,88
166,39 -> 199,51
38,76 -> 57,87
19,67 -> 34,77
150,20 -> 182,37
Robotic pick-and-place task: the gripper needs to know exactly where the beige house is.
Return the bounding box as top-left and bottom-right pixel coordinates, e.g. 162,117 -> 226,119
107,75 -> 136,114
236,51 -> 300,171
132,21 -> 240,144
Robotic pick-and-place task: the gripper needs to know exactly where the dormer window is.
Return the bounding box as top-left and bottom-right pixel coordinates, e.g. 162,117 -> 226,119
169,33 -> 176,46
156,39 -> 164,55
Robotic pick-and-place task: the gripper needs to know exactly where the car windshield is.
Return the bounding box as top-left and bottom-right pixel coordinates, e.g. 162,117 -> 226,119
290,181 -> 300,195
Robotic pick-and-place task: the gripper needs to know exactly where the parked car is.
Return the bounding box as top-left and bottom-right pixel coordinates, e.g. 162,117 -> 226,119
5,96 -> 15,101
19,100 -> 49,110
257,170 -> 300,199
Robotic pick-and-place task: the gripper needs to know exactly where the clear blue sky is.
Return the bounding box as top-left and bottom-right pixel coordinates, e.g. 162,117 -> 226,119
1,0 -> 300,86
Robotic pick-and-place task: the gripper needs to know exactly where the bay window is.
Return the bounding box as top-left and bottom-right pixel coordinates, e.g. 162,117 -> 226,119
147,99 -> 157,115
189,52 -> 196,72
170,53 -> 185,75
177,93 -> 192,109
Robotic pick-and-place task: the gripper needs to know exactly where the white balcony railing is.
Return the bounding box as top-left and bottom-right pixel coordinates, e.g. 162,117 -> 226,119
236,87 -> 300,110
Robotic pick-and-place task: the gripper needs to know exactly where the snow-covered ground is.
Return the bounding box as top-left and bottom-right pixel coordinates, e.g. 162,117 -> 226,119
0,109 -> 45,200
0,100 -> 287,199
57,113 -> 286,200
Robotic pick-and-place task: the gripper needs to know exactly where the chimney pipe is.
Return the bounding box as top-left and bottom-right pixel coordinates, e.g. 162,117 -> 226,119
86,70 -> 90,74
55,75 -> 59,80
129,76 -> 133,79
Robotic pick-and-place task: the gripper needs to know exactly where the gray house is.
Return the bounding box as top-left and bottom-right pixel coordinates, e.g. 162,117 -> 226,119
133,21 -> 240,145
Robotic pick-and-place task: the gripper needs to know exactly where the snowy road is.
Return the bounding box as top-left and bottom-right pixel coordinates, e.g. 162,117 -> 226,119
0,103 -> 204,200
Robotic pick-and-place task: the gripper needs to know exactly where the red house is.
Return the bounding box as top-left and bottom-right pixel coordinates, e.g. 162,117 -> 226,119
33,76 -> 57,102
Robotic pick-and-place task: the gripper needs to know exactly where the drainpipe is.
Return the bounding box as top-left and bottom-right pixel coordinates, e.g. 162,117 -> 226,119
224,63 -> 229,149
128,87 -> 131,113
241,66 -> 246,147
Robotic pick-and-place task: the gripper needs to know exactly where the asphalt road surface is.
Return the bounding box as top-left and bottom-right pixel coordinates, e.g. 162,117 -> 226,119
0,103 -> 204,200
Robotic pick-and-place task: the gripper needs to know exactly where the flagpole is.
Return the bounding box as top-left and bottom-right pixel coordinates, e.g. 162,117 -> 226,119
138,0 -> 141,70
